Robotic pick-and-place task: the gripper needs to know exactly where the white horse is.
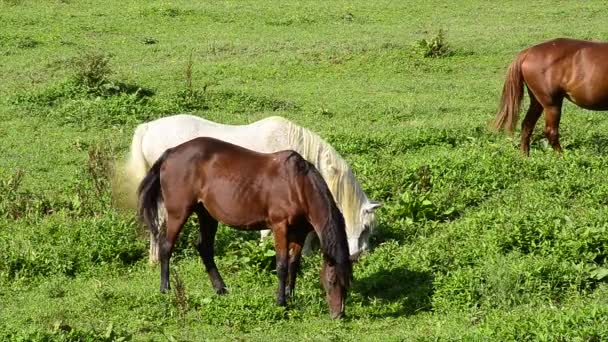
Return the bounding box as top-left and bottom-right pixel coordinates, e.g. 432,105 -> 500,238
118,114 -> 381,263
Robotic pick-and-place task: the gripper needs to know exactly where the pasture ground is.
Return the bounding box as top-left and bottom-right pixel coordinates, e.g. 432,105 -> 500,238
1,1 -> 608,340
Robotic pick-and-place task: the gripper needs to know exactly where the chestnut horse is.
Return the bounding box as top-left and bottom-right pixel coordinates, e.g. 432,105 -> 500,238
495,38 -> 608,155
137,137 -> 352,319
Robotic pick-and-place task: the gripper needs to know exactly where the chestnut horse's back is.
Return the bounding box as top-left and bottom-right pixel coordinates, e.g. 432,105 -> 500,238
521,39 -> 608,108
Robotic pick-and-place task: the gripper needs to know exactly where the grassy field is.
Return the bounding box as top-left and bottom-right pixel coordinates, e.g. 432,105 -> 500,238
2,0 -> 608,340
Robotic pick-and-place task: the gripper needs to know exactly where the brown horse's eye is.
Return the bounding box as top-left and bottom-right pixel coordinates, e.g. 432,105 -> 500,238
321,264 -> 337,287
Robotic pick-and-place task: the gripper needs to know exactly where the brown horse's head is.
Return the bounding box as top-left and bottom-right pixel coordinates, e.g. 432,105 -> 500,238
321,261 -> 348,319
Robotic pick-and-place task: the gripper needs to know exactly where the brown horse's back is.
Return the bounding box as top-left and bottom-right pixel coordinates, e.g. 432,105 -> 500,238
160,137 -> 305,229
522,38 -> 608,110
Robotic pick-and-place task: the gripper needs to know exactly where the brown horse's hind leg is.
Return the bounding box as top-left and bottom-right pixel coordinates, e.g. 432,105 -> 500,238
543,104 -> 563,153
286,228 -> 309,299
520,91 -> 543,156
272,221 -> 289,307
160,207 -> 190,293
195,207 -> 227,295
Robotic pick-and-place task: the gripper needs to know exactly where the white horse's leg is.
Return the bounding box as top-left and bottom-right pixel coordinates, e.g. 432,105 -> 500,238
148,203 -> 166,264
260,229 -> 272,240
302,231 -> 320,256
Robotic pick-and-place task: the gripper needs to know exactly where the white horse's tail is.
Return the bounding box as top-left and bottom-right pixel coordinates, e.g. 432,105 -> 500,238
112,123 -> 149,210
126,123 -> 149,183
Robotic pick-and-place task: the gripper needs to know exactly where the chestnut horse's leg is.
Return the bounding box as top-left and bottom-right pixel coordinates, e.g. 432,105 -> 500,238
195,208 -> 227,295
286,228 -> 309,299
160,208 -> 190,293
520,91 -> 543,156
543,104 -> 563,153
531,90 -> 564,153
272,221 -> 289,307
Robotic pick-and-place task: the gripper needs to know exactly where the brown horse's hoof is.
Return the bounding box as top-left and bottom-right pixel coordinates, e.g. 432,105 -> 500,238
277,297 -> 287,307
215,287 -> 228,295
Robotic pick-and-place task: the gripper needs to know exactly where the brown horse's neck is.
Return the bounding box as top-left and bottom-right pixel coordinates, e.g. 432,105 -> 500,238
302,170 -> 340,240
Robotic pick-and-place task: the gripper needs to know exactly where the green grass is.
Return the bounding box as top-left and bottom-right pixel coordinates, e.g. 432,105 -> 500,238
2,0 -> 608,340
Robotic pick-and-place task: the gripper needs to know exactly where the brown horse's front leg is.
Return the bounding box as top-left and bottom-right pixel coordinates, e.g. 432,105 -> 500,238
286,228 -> 308,299
272,221 -> 289,307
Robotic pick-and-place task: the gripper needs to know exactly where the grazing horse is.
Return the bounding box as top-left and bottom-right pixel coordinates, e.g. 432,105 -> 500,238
118,114 -> 380,263
137,137 -> 352,319
494,38 -> 608,155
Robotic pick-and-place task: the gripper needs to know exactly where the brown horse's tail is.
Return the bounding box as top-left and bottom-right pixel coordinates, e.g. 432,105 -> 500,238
137,149 -> 171,239
494,51 -> 527,133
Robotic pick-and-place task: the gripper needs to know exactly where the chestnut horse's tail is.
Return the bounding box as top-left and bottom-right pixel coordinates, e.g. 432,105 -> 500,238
137,149 -> 170,239
494,50 -> 528,133
292,153 -> 352,288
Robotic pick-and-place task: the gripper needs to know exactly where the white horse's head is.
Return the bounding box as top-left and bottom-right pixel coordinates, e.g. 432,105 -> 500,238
347,200 -> 381,259
322,162 -> 382,259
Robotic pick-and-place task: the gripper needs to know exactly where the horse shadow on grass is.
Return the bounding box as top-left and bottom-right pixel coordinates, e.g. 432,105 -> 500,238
352,265 -> 434,318
563,131 -> 608,155
346,220 -> 435,319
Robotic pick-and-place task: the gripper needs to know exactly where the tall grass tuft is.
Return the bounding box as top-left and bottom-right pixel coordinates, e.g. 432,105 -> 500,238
416,29 -> 454,58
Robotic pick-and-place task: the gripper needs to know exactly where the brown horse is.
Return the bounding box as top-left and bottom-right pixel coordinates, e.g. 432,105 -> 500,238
495,38 -> 608,155
137,137 -> 352,319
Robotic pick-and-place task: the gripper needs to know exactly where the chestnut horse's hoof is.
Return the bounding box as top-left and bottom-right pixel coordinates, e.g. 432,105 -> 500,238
215,287 -> 228,295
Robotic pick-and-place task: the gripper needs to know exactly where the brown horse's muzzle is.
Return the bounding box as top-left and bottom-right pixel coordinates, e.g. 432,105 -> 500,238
330,307 -> 344,320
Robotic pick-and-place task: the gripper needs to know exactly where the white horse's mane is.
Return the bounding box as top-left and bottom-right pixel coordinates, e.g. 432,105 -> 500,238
274,117 -> 371,237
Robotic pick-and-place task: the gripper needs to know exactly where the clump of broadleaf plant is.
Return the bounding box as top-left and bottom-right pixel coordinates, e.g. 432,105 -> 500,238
72,51 -> 113,92
416,29 -> 453,58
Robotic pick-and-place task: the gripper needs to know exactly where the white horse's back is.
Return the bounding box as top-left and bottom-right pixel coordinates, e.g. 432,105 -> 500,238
140,114 -> 290,163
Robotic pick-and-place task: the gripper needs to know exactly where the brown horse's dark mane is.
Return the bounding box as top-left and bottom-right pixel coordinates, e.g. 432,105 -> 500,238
285,151 -> 352,288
